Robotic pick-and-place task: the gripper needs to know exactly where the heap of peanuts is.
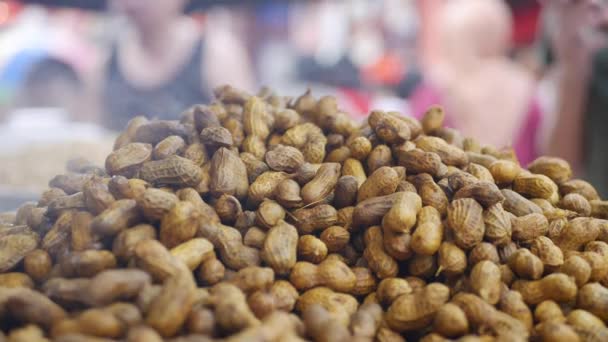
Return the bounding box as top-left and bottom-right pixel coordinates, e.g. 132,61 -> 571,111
2,86 -> 608,342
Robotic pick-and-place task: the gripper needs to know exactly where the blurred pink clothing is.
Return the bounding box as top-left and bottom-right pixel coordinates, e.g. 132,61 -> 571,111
410,83 -> 541,165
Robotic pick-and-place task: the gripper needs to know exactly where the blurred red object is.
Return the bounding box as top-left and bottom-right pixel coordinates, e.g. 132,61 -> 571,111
338,88 -> 372,118
361,53 -> 406,86
0,1 -> 23,25
510,1 -> 541,47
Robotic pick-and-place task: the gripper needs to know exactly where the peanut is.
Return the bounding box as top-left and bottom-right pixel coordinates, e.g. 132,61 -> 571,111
385,283 -> 450,332
433,303 -> 469,338
469,261 -> 501,304
105,143 -> 153,178
364,226 -> 398,279
577,282 -> 608,321
358,166 -> 400,202
381,191 -> 422,234
296,287 -> 358,326
512,273 -> 578,305
301,162 -> 341,205
447,198 -> 485,250
508,248 -> 544,280
411,206 -> 443,255
290,258 -> 356,293
262,220 -> 298,275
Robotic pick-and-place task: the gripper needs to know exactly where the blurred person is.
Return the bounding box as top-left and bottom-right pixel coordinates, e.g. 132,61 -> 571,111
542,0 -> 608,196
0,54 -> 113,194
411,0 -> 540,164
12,56 -> 82,114
103,0 -> 255,130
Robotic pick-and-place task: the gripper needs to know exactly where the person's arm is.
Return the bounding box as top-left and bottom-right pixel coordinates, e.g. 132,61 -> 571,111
544,0 -> 597,172
203,20 -> 255,93
546,59 -> 591,171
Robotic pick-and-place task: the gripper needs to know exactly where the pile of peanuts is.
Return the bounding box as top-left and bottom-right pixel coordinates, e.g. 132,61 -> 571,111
2,86 -> 608,342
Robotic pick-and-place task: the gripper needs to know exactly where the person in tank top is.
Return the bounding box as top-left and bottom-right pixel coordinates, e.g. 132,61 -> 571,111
102,0 -> 255,130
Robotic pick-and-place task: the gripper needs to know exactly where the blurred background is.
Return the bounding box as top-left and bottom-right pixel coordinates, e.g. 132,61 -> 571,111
0,0 -> 606,209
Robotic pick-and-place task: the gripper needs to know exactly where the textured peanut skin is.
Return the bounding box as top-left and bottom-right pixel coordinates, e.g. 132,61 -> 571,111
512,273 -> 578,305
91,199 -> 141,236
447,198 -> 485,250
86,269 -> 151,306
139,155 -> 203,187
301,163 -> 341,205
296,287 -> 358,326
382,191 -> 422,233
0,229 -> 38,273
293,204 -> 337,234
386,283 -> 450,332
153,135 -> 186,160
138,188 -> 178,222
159,201 -> 201,248
470,261 -> 501,305
358,167 -> 400,203
290,258 -> 357,293
146,269 -> 197,337
363,226 -> 398,279
262,220 -> 298,275
410,173 -> 448,216
411,206 -> 443,255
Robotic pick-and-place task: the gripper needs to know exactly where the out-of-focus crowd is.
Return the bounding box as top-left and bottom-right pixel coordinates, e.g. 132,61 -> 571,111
0,0 -> 607,202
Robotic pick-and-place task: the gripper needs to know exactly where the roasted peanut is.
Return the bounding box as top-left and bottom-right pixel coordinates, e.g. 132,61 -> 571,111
159,201 -> 201,248
353,192 -> 401,229
369,110 -> 411,144
290,258 -> 356,293
91,199 -> 141,237
438,242 -> 467,276
553,217 -> 602,251
527,156 -> 572,184
363,226 -> 398,279
320,226 -> 350,253
410,173 -> 449,216
577,282 -> 608,321
253,200 -> 283,230
385,283 -> 450,332
197,257 -> 225,286
146,269 -> 197,337
501,189 -> 542,216
499,289 -> 533,331
470,261 -> 501,304
468,242 -> 499,265
334,176 -> 358,209
296,287 -> 358,326
510,213 -> 549,244
447,198 -> 485,250
262,220 -> 298,275
396,148 -> 445,177
561,255 -> 592,287
341,158 -> 367,187
292,204 -> 337,234
297,235 -> 328,264
411,206 -> 443,255
530,236 -> 563,268
512,273 -> 578,305
433,303 -> 469,338
534,300 -> 565,323
358,166 -> 400,203
451,293 -> 528,339
209,147 -> 249,199
303,304 -> 351,342
382,191 -> 422,234
508,248 -> 544,280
